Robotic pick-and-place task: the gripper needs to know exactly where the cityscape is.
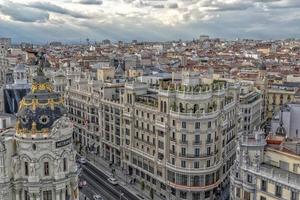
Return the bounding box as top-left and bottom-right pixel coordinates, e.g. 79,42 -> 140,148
0,1 -> 300,200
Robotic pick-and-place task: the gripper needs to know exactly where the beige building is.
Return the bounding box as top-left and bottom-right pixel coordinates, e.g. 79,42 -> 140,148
230,130 -> 300,200
96,67 -> 115,82
267,83 -> 298,118
66,70 -> 241,200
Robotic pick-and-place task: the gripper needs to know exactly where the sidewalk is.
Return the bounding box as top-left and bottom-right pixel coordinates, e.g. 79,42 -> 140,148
85,152 -> 161,200
79,192 -> 89,200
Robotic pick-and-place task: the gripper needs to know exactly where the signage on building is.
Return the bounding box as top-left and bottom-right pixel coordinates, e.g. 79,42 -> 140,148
56,137 -> 72,148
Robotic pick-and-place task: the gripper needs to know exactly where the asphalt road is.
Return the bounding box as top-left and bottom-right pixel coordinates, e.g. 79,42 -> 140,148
79,161 -> 141,200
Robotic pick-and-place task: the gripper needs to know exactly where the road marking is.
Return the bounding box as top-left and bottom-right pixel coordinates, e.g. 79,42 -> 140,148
82,170 -> 119,200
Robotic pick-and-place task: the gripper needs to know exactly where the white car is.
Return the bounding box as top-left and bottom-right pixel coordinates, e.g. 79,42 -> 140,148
78,157 -> 87,164
93,194 -> 103,200
107,177 -> 118,185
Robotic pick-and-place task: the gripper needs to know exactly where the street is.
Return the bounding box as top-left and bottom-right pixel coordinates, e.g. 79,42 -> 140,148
79,161 -> 141,200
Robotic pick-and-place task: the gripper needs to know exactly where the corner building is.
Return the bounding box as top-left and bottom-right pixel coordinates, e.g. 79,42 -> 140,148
0,68 -> 79,199
123,71 -> 240,199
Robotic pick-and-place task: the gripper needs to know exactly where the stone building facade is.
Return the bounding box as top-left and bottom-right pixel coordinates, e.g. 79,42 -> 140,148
0,66 -> 79,200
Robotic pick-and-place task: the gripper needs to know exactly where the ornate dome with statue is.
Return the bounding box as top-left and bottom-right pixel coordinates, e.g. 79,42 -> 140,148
16,65 -> 66,136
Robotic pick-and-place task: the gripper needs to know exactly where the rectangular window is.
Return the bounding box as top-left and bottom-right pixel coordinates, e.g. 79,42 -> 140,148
207,160 -> 210,167
207,147 -> 211,155
247,174 -> 252,183
181,148 -> 186,156
195,135 -> 200,144
182,121 -> 186,129
208,121 -> 211,128
236,188 -> 240,197
25,190 -> 30,200
181,160 -> 186,168
44,162 -> 49,176
63,158 -> 67,172
275,185 -> 282,197
25,162 -> 29,176
194,148 -> 200,157
244,191 -> 250,200
181,134 -> 186,142
43,191 -> 52,200
261,180 -> 267,192
260,196 -> 266,200
291,191 -> 298,200
195,122 -> 200,129
194,161 -> 199,169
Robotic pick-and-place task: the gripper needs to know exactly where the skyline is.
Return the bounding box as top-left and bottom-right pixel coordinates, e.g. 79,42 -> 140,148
0,0 -> 300,43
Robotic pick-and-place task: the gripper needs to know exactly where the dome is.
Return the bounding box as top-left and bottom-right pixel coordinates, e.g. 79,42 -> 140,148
16,66 -> 66,137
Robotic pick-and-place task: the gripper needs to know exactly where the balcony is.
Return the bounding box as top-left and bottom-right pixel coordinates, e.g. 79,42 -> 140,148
179,140 -> 188,145
156,120 -> 168,129
193,141 -> 202,145
206,139 -> 213,144
178,153 -> 213,158
170,150 -> 176,155
170,109 -> 220,120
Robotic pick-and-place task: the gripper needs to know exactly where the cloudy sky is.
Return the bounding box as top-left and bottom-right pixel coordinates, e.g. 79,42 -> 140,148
0,0 -> 299,43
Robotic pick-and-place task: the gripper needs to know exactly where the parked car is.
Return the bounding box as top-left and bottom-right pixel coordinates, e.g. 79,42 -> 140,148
93,194 -> 103,200
78,157 -> 87,164
107,177 -> 118,185
78,180 -> 87,188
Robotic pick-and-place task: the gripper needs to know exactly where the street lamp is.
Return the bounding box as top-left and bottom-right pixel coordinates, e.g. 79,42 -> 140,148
120,193 -> 124,200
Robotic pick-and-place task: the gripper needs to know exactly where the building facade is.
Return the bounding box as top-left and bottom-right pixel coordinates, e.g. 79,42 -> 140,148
66,70 -> 241,200
240,85 -> 263,135
230,130 -> 300,200
0,66 -> 79,200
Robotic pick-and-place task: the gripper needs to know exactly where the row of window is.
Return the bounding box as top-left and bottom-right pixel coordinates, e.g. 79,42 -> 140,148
24,159 -> 67,176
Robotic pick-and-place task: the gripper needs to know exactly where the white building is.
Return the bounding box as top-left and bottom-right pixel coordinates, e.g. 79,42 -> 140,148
0,66 -> 79,200
240,84 -> 263,135
271,102 -> 300,138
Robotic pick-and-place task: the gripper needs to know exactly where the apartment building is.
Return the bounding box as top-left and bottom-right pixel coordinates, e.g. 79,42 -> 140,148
267,82 -> 299,118
122,71 -> 240,199
66,69 -> 241,200
65,68 -> 125,166
230,130 -> 300,200
240,84 -> 263,135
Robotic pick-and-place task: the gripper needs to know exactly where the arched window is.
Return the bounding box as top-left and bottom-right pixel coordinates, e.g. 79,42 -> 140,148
163,101 -> 167,113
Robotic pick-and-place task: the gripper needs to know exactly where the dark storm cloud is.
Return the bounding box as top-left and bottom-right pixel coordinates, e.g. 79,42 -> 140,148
27,2 -> 90,19
0,1 -> 49,22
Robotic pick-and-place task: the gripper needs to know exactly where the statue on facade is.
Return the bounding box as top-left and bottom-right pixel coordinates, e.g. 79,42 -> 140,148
29,161 -> 36,176
12,158 -> 21,176
55,158 -> 62,173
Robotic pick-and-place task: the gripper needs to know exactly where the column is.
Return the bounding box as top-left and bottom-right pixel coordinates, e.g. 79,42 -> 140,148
56,190 -> 61,200
61,190 -> 66,200
15,190 -> 20,200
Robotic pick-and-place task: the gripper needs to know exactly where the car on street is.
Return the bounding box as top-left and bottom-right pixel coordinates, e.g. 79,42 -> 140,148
93,194 -> 104,200
78,180 -> 87,188
107,177 -> 118,185
78,157 -> 87,164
